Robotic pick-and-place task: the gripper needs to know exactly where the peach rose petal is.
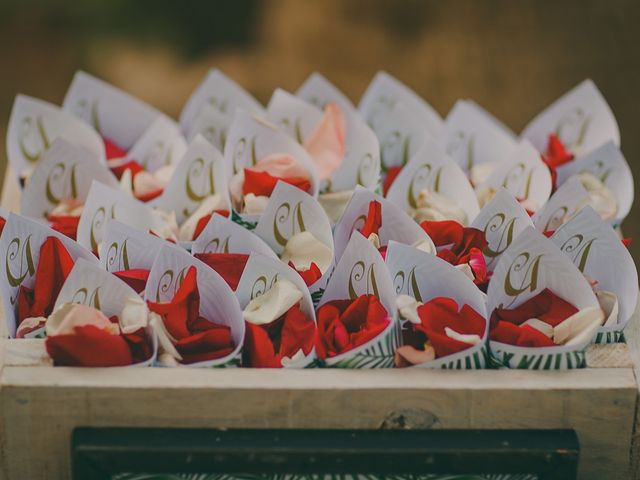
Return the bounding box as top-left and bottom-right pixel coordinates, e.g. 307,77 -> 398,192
303,103 -> 346,181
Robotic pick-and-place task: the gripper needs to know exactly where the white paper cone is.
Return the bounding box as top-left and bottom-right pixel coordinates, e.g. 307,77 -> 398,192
20,138 -> 118,220
556,140 -> 633,226
179,69 -> 264,135
62,70 -> 165,150
54,258 -> 158,366
471,188 -> 534,272
386,139 -> 480,224
76,180 -> 169,253
253,181 -> 335,304
144,245 -> 245,367
385,241 -> 488,369
0,213 -> 98,337
487,226 -> 600,369
151,134 -> 231,225
100,220 -> 165,272
7,95 -> 106,182
318,232 -> 400,368
521,79 -> 620,157
236,252 -> 317,368
442,100 -> 517,177
551,206 -> 638,343
333,186 -> 435,262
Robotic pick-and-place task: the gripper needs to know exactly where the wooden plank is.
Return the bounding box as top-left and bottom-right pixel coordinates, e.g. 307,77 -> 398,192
0,364 -> 636,480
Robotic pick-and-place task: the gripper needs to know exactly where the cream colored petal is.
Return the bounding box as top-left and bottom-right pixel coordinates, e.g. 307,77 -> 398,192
158,352 -> 180,367
243,193 -> 270,215
153,164 -> 176,186
46,303 -> 119,337
470,162 -> 497,187
243,278 -> 303,326
50,198 -> 84,217
281,231 -> 333,273
553,306 -> 605,346
522,318 -> 554,338
150,210 -> 179,241
396,294 -> 423,325
280,348 -> 307,367
16,316 -> 47,339
367,232 -> 381,249
413,190 -> 468,225
444,327 -> 482,345
597,290 -> 619,327
252,153 -> 309,179
119,168 -> 134,197
120,296 -> 150,334
133,170 -> 166,197
318,190 -> 354,224
518,198 -> 539,214
229,171 -> 245,210
150,312 -> 182,362
394,344 -> 436,367
412,207 -> 448,224
412,238 -> 436,255
178,194 -> 223,241
476,186 -> 498,209
455,263 -> 475,282
578,172 -> 617,221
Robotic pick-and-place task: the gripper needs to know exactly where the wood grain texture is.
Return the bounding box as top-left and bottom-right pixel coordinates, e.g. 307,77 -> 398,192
0,361 -> 636,479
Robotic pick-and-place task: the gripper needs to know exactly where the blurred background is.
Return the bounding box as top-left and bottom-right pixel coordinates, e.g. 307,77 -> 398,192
0,0 -> 638,260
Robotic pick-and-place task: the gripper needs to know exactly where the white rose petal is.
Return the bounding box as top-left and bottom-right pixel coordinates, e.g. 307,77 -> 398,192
597,290 -> 619,327
475,186 -> 498,209
396,294 -> 423,325
522,318 -> 554,338
243,193 -> 270,215
281,231 -> 333,273
578,172 -> 617,221
178,194 -> 224,241
150,312 -> 182,361
243,278 -> 303,326
120,296 -> 150,334
470,162 -> 497,187
553,306 -> 605,346
280,348 -> 307,367
318,190 -> 354,224
412,189 -> 468,225
444,327 -> 482,345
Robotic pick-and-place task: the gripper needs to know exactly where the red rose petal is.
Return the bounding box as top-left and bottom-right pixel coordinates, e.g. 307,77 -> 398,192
289,261 -> 322,286
147,266 -> 200,339
490,288 -> 578,328
110,159 -> 144,180
17,236 -> 74,325
192,210 -> 230,240
360,200 -> 382,239
279,304 -> 315,359
113,269 -> 150,294
243,169 -> 311,197
194,253 -> 249,291
382,165 -> 403,196
316,295 -> 390,359
103,137 -> 128,160
45,324 -> 133,367
416,297 -> 486,357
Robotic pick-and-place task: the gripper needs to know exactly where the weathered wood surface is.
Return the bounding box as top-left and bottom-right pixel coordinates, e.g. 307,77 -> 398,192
0,170 -> 639,479
0,363 -> 636,479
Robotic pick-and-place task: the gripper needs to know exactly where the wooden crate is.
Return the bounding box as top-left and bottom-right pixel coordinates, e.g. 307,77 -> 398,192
0,172 -> 638,480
